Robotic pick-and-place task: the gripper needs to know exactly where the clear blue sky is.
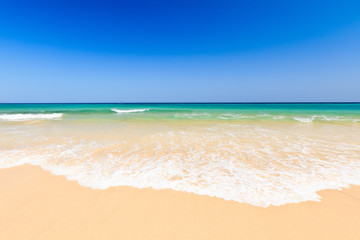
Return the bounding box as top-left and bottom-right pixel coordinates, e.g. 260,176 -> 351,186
1,0 -> 359,102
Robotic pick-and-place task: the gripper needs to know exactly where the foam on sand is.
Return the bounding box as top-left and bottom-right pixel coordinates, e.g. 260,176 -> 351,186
1,122 -> 360,207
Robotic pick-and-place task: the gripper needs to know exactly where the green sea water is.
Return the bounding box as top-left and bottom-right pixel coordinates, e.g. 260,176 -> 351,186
1,103 -> 360,206
1,103 -> 360,122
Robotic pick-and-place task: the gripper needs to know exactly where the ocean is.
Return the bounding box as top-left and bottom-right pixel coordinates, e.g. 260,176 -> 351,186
1,103 -> 360,206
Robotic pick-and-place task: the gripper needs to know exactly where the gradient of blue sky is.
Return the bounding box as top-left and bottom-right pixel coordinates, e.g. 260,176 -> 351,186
0,0 -> 359,102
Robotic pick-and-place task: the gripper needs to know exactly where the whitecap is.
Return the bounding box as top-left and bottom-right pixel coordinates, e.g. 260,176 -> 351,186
111,108 -> 149,114
0,113 -> 63,121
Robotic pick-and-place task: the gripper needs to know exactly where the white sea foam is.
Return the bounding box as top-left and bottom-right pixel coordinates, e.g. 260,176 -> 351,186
293,115 -> 357,123
293,117 -> 314,123
175,113 -> 211,118
273,116 -> 286,120
1,123 -> 360,207
111,108 -> 149,113
0,113 -> 63,121
217,114 -> 287,120
172,113 -> 360,122
217,114 -> 248,119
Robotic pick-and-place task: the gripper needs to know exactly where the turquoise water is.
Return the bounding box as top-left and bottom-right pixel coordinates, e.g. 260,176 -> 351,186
1,103 -> 360,122
1,103 -> 360,206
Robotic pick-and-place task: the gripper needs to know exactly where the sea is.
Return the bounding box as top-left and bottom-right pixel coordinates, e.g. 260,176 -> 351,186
1,103 -> 360,206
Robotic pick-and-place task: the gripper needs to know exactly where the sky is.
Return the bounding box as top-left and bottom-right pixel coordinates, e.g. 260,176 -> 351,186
0,0 -> 360,102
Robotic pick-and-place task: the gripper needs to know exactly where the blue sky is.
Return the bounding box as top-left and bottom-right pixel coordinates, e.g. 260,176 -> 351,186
0,0 -> 359,102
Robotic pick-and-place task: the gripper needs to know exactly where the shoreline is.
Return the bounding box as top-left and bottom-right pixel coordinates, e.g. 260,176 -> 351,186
1,164 -> 360,239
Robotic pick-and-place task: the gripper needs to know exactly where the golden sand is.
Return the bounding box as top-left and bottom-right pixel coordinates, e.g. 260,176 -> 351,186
1,164 -> 360,240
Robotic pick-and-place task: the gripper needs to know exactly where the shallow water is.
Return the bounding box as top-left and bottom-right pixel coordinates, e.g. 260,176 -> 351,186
1,103 -> 360,206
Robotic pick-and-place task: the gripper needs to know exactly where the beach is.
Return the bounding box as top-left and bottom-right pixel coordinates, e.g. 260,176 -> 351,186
1,103 -> 360,206
2,0 -> 360,238
1,103 -> 360,239
1,164 -> 360,239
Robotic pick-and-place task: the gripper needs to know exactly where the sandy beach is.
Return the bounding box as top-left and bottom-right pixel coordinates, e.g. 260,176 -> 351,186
1,164 -> 360,240
2,0 -> 360,238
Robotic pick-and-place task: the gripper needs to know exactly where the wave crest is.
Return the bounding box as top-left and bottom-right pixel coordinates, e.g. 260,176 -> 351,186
0,113 -> 63,121
111,108 -> 149,114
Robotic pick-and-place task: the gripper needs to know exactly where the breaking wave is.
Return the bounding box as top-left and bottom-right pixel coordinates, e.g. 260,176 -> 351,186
0,113 -> 63,121
293,115 -> 360,123
174,113 -> 360,122
111,108 -> 149,113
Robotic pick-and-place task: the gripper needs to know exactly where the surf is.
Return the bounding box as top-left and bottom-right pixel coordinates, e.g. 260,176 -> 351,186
0,113 -> 63,121
111,108 -> 149,114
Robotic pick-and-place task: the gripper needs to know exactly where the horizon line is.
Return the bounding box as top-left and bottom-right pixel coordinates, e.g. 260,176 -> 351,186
1,102 -> 359,104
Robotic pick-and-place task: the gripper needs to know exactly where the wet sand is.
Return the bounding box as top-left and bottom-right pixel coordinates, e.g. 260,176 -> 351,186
1,164 -> 360,240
